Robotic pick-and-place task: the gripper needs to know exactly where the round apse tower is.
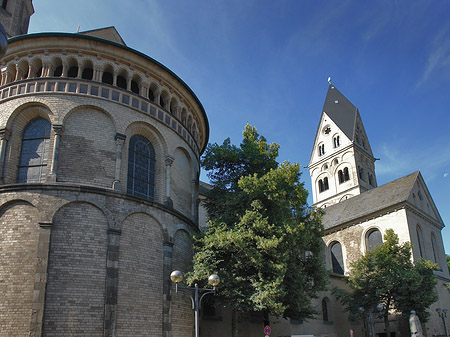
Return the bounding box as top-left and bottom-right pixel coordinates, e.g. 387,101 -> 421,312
0,30 -> 208,337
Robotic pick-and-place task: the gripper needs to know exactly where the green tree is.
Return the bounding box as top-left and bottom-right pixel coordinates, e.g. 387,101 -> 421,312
335,229 -> 438,335
447,254 -> 450,274
188,124 -> 327,336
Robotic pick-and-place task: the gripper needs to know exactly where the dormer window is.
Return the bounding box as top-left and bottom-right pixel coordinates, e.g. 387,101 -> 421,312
318,144 -> 325,156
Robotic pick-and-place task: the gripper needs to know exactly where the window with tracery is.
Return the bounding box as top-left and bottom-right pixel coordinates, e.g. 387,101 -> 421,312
127,135 -> 155,200
17,118 -> 51,183
338,167 -> 350,184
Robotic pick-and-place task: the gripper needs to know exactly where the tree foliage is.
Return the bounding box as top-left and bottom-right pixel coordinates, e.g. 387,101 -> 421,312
335,229 -> 438,334
187,124 -> 327,321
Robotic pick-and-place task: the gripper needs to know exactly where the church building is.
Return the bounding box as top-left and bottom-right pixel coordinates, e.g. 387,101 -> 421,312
0,2 -> 448,337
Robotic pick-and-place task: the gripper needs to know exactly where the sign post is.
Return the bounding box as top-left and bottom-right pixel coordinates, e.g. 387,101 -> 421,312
264,325 -> 271,336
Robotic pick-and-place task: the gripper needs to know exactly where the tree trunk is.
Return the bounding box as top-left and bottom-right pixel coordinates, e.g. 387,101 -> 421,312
232,309 -> 239,337
384,313 -> 390,337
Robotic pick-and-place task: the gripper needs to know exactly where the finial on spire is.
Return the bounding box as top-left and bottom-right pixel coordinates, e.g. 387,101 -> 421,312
328,76 -> 332,84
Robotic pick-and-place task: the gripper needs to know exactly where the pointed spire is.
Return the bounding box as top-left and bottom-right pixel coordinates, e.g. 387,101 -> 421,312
322,84 -> 358,141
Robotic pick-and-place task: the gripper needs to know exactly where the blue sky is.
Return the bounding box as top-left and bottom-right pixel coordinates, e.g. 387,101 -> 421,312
28,0 -> 450,253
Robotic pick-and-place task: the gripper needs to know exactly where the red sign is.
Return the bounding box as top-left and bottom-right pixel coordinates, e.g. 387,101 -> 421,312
264,325 -> 271,335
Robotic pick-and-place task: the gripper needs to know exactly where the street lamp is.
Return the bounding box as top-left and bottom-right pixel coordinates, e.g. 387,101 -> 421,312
359,305 -> 383,337
170,270 -> 220,337
436,308 -> 449,337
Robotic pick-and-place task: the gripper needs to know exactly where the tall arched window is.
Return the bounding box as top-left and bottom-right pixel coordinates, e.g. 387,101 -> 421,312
127,135 -> 155,200
431,233 -> 438,265
17,118 -> 51,183
323,177 -> 329,190
416,225 -> 424,258
330,242 -> 344,275
366,229 -> 382,251
322,297 -> 333,323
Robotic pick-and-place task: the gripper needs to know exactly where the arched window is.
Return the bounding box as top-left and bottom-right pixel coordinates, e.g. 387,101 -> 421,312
318,179 -> 324,193
148,88 -> 155,102
366,229 -> 382,251
127,135 -> 155,200
416,225 -> 424,258
102,71 -> 113,85
81,67 -> 93,80
330,242 -> 344,275
67,66 -> 78,78
53,66 -> 62,77
333,135 -> 340,148
318,143 -> 325,156
338,167 -> 350,183
322,297 -> 333,322
358,166 -> 364,180
368,173 -> 374,186
17,118 -> 51,183
431,233 -> 438,265
323,177 -> 329,190
131,80 -> 139,94
116,75 -> 127,89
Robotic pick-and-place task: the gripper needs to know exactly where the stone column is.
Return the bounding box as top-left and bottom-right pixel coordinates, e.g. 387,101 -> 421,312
93,65 -> 102,82
104,228 -> 121,337
191,179 -> 197,221
154,90 -> 161,107
112,133 -> 126,191
165,156 -> 174,207
0,128 -> 10,184
141,82 -> 149,98
162,240 -> 174,337
29,222 -> 53,337
47,124 -> 64,182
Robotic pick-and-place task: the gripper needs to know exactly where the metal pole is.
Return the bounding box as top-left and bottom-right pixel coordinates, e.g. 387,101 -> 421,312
369,311 -> 375,337
442,315 -> 448,337
194,283 -> 199,337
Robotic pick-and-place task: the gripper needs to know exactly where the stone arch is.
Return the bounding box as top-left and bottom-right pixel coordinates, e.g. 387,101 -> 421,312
17,59 -> 30,80
102,63 -> 115,85
123,122 -> 168,203
80,58 -> 94,80
4,104 -> 53,184
130,73 -> 141,95
116,68 -> 128,90
159,89 -> 170,109
5,62 -> 17,83
0,199 -> 41,336
171,147 -> 194,217
30,57 -> 43,77
44,201 -> 108,336
58,105 -> 117,187
148,82 -> 158,102
116,211 -> 164,336
50,56 -> 63,77
65,56 -> 79,78
171,228 -> 194,337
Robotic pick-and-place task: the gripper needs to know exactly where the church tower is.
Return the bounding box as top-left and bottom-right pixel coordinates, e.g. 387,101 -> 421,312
0,0 -> 34,37
308,83 -> 377,207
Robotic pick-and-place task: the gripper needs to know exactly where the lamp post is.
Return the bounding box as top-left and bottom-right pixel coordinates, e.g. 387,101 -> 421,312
436,308 -> 449,337
170,270 -> 220,337
359,305 -> 383,337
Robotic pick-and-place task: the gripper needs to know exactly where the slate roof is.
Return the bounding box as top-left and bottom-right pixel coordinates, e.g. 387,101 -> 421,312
322,83 -> 358,141
321,171 -> 420,230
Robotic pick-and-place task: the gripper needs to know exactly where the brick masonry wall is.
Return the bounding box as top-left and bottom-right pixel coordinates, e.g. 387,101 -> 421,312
116,212 -> 163,337
171,230 -> 194,337
58,107 -> 116,187
43,202 -> 108,336
0,201 -> 39,336
0,186 -> 198,336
